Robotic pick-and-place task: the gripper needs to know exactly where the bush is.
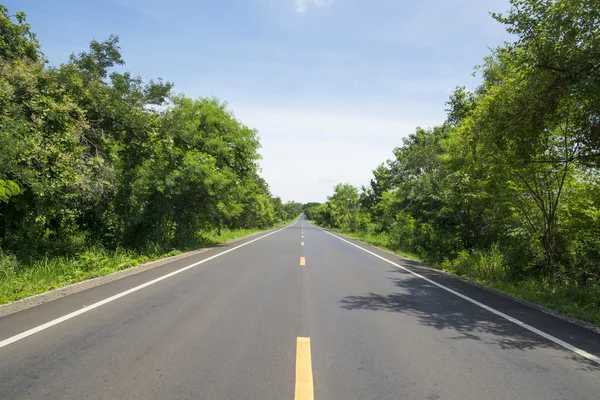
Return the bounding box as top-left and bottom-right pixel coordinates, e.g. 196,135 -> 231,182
387,211 -> 416,252
0,249 -> 20,280
444,243 -> 509,282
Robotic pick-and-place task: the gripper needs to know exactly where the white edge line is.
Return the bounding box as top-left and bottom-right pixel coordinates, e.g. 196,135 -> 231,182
0,221 -> 297,349
311,222 -> 600,365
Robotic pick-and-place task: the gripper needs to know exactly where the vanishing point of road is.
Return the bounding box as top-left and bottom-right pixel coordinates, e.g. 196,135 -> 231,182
1,216 -> 599,399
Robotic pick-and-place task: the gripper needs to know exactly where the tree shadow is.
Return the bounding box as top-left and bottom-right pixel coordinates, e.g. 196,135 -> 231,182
340,273 -> 600,370
566,355 -> 600,372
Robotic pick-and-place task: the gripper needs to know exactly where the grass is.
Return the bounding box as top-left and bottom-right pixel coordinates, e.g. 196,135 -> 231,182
315,223 -> 600,327
489,279 -> 600,327
0,247 -> 181,305
0,220 -> 294,305
326,226 -> 423,262
196,219 -> 292,246
442,244 -> 510,282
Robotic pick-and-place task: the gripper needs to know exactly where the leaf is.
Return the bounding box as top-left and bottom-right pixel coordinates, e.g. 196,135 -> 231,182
0,179 -> 21,203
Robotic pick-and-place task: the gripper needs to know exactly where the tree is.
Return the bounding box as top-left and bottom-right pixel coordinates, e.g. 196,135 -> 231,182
492,0 -> 600,167
459,41 -> 584,271
302,202 -> 321,220
445,86 -> 476,126
0,6 -> 279,260
282,201 -> 303,219
310,203 -> 333,227
328,184 -> 360,230
0,6 -> 40,63
312,0 -> 600,298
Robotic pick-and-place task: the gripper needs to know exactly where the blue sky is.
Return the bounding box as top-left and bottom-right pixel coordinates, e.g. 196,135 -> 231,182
8,0 -> 512,203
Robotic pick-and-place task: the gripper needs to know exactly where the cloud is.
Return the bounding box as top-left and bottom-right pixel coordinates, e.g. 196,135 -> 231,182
294,0 -> 336,13
230,103 -> 443,202
295,0 -> 307,13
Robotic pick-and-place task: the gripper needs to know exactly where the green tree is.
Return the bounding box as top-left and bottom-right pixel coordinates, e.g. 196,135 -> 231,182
0,6 -> 40,63
327,183 -> 361,230
492,0 -> 600,166
302,202 -> 321,220
0,6 -> 278,259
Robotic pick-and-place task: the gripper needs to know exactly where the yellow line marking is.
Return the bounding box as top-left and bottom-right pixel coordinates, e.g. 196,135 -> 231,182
295,337 -> 314,400
302,235 -> 304,239
301,242 -> 304,246
300,257 -> 305,266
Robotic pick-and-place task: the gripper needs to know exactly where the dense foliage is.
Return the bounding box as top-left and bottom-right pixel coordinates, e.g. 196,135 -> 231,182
0,6 -> 297,265
310,0 -> 600,323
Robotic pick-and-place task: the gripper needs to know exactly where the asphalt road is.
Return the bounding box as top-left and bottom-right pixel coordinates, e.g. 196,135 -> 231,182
1,216 -> 599,399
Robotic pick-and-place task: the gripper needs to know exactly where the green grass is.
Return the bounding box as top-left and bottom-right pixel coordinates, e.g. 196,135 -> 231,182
489,279 -> 600,327
315,223 -> 600,327
0,220 -> 294,305
195,219 -> 292,246
0,246 -> 179,305
325,226 -> 423,262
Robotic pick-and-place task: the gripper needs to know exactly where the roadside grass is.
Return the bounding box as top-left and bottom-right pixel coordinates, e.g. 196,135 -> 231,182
0,220 -> 294,305
315,223 -> 600,327
489,279 -> 600,327
196,219 -> 292,246
0,247 -> 181,305
325,227 -> 423,263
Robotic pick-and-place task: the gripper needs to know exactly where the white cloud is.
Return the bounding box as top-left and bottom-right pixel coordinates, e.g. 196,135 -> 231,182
231,104 -> 443,203
294,0 -> 336,13
295,0 -> 307,13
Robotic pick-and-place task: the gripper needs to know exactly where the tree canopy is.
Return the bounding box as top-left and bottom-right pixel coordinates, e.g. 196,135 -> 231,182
312,0 -> 600,293
0,6 -> 291,260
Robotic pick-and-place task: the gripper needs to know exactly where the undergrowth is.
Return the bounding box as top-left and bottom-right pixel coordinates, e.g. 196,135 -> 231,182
0,221 -> 293,305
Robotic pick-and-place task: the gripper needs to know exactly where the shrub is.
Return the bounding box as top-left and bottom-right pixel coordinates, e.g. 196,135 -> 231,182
0,249 -> 20,280
444,244 -> 509,282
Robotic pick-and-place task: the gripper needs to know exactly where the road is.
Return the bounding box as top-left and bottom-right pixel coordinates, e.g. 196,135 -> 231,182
1,216 -> 599,399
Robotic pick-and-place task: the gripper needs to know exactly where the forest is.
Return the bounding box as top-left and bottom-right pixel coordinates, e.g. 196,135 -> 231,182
307,0 -> 600,325
0,5 -> 302,302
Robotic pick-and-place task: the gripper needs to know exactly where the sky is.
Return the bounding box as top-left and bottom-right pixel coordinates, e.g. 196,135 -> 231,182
7,0 -> 512,203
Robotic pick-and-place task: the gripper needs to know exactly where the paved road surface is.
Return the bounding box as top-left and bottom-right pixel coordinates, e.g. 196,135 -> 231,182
1,217 -> 599,399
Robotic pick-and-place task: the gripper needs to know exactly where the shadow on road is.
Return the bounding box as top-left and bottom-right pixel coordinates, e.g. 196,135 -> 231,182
339,271 -> 600,371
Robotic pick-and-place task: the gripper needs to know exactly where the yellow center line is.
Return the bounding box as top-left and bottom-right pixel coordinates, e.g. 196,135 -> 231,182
301,242 -> 304,246
295,337 -> 314,400
302,235 -> 304,239
300,257 -> 305,266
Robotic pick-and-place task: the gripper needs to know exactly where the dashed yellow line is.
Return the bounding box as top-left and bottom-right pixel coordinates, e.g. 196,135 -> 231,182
300,257 -> 305,266
295,337 -> 314,400
301,242 -> 304,246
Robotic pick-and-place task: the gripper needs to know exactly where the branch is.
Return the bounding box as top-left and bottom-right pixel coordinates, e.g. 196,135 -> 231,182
514,168 -> 546,216
534,63 -> 566,73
